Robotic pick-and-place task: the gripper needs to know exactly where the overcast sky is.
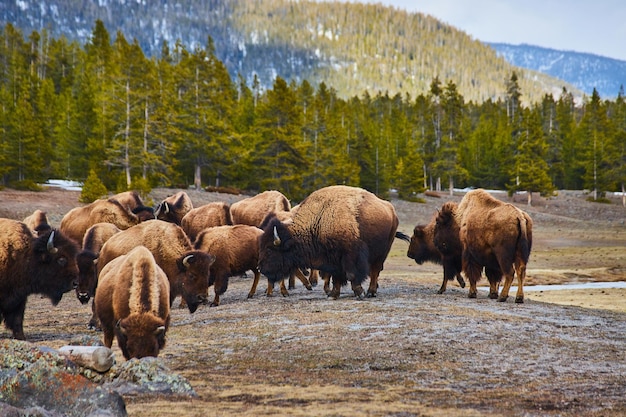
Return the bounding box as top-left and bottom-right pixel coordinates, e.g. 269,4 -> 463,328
349,0 -> 626,61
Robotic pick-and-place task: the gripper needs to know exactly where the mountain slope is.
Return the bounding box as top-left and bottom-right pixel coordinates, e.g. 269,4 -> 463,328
488,42 -> 626,98
1,0 -> 583,103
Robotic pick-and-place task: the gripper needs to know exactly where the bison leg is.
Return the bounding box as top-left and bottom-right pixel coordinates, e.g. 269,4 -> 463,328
87,300 -> 101,331
329,275 -> 343,300
366,265 -> 383,298
247,269 -> 261,299
456,273 -> 466,288
293,269 -> 313,290
464,262 -> 482,299
3,300 -> 27,340
485,268 -> 502,300
322,272 -> 332,296
513,262 -> 527,303
308,269 -> 319,287
279,279 -> 290,297
438,263 -> 456,294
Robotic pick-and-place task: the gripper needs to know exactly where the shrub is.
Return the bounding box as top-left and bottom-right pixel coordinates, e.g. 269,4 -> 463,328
80,170 -> 108,203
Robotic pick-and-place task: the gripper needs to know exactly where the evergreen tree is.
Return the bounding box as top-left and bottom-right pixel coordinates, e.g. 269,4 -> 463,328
508,106 -> 554,205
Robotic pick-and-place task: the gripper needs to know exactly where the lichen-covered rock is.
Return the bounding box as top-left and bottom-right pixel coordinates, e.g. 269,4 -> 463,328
106,357 -> 196,398
0,340 -> 127,417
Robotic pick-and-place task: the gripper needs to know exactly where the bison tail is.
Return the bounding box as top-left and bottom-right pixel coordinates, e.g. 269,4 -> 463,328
395,231 -> 411,243
516,216 -> 532,264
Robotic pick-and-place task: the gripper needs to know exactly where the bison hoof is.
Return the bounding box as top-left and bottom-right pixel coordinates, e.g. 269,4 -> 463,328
497,296 -> 508,302
458,280 -> 466,288
366,292 -> 377,298
247,293 -> 255,299
436,289 -> 445,294
468,292 -> 477,299
489,292 -> 499,300
305,285 -> 313,291
515,296 -> 524,303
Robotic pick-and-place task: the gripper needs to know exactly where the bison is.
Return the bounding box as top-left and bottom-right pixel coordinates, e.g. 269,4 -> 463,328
154,191 -> 193,225
407,207 -> 465,294
434,189 -> 533,303
97,220 -> 215,313
75,222 -> 122,329
181,201 -> 233,243
109,190 -> 155,222
95,245 -> 170,360
22,209 -> 52,236
0,220 -> 79,340
258,185 -> 410,299
230,190 -> 291,226
60,198 -> 143,244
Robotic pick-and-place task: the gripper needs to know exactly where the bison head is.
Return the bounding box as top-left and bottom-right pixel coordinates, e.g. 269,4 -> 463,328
176,251 -> 216,313
407,225 -> 432,265
32,229 -> 80,305
75,250 -> 99,304
258,216 -> 298,283
115,314 -> 168,360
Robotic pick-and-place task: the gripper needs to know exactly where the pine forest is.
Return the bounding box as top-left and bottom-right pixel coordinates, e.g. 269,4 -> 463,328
1,21 -> 625,203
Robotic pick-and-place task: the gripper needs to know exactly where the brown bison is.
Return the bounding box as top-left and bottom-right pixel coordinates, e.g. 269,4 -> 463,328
0,220 -> 79,340
95,245 -> 170,360
194,225 -> 312,306
434,189 -> 533,303
154,191 -> 193,225
97,220 -> 215,313
258,185 -> 409,299
60,198 -> 143,244
230,190 -> 291,226
22,209 -> 52,236
407,209 -> 466,294
181,202 -> 233,243
109,190 -> 155,222
75,222 -> 122,329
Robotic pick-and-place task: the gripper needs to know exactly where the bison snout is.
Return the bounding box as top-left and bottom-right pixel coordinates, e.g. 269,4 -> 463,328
77,292 -> 91,304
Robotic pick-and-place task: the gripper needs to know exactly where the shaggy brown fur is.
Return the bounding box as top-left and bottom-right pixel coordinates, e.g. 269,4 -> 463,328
0,220 -> 79,340
95,245 -> 170,360
181,202 -> 233,243
76,222 -> 122,329
60,198 -> 141,245
97,220 -> 215,313
407,207 -> 465,294
258,185 -> 404,299
154,191 -> 193,225
230,190 -> 291,226
109,191 -> 155,222
436,189 -> 533,303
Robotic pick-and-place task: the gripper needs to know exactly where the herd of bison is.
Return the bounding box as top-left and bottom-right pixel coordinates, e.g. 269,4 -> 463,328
1,185 -> 624,416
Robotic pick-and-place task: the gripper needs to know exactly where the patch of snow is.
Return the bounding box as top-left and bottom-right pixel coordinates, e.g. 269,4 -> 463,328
42,179 -> 83,191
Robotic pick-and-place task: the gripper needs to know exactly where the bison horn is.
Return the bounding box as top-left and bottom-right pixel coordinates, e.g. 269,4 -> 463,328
116,319 -> 127,335
155,326 -> 166,336
182,254 -> 193,268
164,202 -> 170,214
47,231 -> 58,254
273,226 -> 281,246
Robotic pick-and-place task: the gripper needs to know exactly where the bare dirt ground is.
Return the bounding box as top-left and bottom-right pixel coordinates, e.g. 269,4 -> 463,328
1,187 -> 625,417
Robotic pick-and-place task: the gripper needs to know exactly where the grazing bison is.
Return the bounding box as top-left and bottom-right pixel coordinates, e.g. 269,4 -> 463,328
181,202 -> 233,243
60,198 -> 142,244
22,209 -> 52,236
258,185 -> 409,299
95,245 -> 170,360
230,190 -> 291,226
75,222 -> 122,329
97,220 -> 215,313
0,220 -> 79,340
407,208 -> 465,294
110,190 -> 155,222
434,189 -> 533,303
154,191 -> 193,225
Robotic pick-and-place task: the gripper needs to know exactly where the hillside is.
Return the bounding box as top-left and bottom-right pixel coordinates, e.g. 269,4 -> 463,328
489,42 -> 626,99
1,0 -> 583,103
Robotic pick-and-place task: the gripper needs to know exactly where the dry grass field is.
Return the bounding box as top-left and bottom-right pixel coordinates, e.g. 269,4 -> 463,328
1,187 -> 625,416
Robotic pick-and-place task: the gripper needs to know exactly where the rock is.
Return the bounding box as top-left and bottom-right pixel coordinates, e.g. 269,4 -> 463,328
0,340 -> 127,417
106,357 -> 196,398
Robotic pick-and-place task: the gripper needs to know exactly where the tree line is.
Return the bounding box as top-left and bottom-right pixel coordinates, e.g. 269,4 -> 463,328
1,21 -> 624,203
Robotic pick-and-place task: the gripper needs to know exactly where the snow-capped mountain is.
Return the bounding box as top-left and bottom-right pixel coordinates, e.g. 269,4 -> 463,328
488,42 -> 626,99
